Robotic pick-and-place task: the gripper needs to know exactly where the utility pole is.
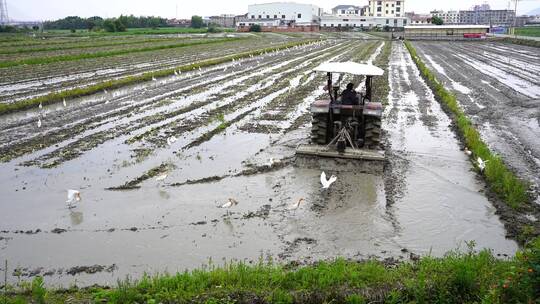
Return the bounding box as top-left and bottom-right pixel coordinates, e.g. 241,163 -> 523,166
512,0 -> 518,37
0,0 -> 9,26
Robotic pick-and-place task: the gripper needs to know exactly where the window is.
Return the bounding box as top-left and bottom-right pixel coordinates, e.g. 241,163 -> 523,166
386,10 -> 388,14
377,7 -> 381,12
251,15 -> 255,19
403,19 -> 407,24
343,19 -> 349,21
394,19 -> 397,24
396,7 -> 400,12
282,15 -> 285,18
266,15 -> 270,19
392,4 -> 394,7
355,10 -> 359,14
341,9 -> 346,13
377,1 -> 382,4
396,13 -> 400,17
391,10 -> 394,14
386,3 -> 389,7
386,19 -> 389,24
297,13 -> 302,18
274,15 -> 277,18
258,15 -> 261,19
397,1 -> 401,4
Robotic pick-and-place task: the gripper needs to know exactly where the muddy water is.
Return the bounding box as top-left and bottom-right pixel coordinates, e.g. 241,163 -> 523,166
412,41 -> 540,204
384,42 -> 517,255
0,40 -> 518,287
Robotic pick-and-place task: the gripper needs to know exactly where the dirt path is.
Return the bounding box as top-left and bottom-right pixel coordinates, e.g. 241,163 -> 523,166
412,41 -> 540,204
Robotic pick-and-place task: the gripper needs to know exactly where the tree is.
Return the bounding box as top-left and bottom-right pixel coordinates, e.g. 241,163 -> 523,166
249,24 -> 262,32
431,16 -> 444,25
114,19 -> 127,32
191,15 -> 204,28
103,19 -> 116,32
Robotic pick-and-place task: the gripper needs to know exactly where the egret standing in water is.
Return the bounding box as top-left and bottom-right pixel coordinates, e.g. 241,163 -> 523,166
66,189 -> 81,208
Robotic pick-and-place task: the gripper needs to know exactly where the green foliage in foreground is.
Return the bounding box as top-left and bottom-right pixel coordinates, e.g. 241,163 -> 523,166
515,26 -> 540,38
2,238 -> 539,303
0,40 -> 319,116
404,41 -> 529,209
0,38 -> 242,68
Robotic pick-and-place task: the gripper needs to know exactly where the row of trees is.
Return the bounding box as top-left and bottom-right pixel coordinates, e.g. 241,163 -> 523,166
43,15 -> 169,32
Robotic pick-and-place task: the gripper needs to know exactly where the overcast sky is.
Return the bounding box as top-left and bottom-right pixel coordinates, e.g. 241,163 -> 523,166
7,0 -> 540,21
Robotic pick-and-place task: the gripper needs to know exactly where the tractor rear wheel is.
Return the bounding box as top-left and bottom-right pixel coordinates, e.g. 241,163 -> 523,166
364,117 -> 381,149
310,114 -> 328,145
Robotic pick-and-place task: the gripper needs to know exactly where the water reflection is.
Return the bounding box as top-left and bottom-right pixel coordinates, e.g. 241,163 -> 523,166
69,210 -> 83,226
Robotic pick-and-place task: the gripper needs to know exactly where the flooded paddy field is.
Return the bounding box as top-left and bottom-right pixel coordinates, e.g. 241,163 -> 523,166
0,35 -> 520,287
412,41 -> 540,204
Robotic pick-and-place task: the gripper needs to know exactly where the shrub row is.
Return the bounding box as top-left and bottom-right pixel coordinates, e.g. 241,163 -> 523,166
0,40 -> 320,116
404,41 -> 528,208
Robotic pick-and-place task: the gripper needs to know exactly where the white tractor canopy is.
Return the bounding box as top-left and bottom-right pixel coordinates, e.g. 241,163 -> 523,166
313,62 -> 384,76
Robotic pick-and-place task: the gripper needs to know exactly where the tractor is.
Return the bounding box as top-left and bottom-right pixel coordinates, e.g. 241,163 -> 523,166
296,62 -> 385,161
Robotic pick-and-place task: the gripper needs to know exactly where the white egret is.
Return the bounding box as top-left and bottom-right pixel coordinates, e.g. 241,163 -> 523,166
220,198 -> 238,214
39,102 -> 42,109
477,157 -> 489,172
155,173 -> 168,182
288,198 -> 304,211
63,98 -> 66,107
166,136 -> 177,146
152,76 -> 157,81
37,118 -> 42,128
320,171 -> 337,189
464,147 -> 472,156
66,189 -> 81,207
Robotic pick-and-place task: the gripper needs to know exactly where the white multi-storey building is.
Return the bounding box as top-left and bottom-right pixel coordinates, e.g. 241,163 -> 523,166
246,2 -> 322,25
367,0 -> 405,17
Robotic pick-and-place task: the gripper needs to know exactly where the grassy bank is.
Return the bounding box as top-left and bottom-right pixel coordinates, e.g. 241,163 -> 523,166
2,239 -> 539,303
403,41 -> 529,209
0,40 -> 319,116
499,37 -> 540,48
35,27 -> 234,37
0,38 -> 242,68
515,26 -> 540,38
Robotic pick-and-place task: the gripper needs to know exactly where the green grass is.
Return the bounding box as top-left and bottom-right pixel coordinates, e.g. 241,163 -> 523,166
0,40 -> 319,116
2,238 -> 539,303
37,27 -> 234,37
515,26 -> 540,38
0,37 -> 243,68
404,41 -> 529,209
0,37 -> 181,55
499,37 -> 540,48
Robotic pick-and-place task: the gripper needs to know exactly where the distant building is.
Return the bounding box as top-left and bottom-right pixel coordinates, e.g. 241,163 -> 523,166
167,18 -> 191,27
404,24 -> 489,40
405,12 -> 432,25
208,14 -> 236,28
367,0 -> 405,17
331,5 -> 366,16
237,2 -> 322,32
320,15 -> 408,29
430,9 -> 515,27
246,2 -> 322,25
